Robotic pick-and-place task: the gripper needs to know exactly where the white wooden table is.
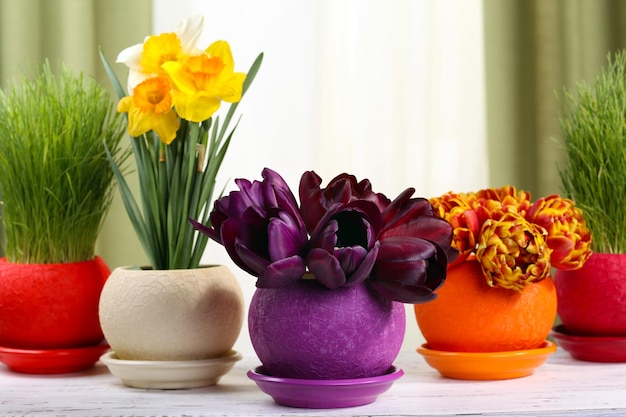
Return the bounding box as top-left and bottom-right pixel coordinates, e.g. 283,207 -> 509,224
1,349 -> 626,416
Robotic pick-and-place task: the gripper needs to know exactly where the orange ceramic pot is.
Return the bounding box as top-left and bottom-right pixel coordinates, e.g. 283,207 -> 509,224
554,253 -> 626,336
414,259 -> 557,352
0,256 -> 110,349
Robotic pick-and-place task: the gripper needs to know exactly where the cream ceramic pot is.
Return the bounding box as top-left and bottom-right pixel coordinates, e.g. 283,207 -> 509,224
99,265 -> 244,361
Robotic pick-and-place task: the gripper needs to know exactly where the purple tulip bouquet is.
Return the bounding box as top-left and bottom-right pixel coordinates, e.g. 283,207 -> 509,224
191,168 -> 457,304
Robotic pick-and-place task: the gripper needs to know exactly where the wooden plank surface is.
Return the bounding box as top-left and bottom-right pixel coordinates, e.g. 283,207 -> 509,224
1,349 -> 626,416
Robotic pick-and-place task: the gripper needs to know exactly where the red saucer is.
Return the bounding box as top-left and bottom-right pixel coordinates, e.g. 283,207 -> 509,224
550,325 -> 626,362
0,343 -> 110,374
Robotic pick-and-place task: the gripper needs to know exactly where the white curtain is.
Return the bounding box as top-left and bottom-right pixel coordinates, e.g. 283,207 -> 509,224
153,0 -> 487,354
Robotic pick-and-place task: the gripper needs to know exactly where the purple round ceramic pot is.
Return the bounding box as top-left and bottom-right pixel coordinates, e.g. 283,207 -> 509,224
248,279 -> 405,379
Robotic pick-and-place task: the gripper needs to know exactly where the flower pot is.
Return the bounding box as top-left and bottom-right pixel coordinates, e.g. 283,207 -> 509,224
0,256 -> 109,349
414,259 -> 557,352
554,253 -> 626,336
248,279 -> 405,380
98,265 -> 244,361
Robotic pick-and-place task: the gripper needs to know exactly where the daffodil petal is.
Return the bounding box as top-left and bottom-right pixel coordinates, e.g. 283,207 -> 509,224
151,110 -> 180,144
116,43 -> 144,69
127,70 -> 152,93
172,90 -> 221,122
207,40 -> 235,71
117,96 -> 134,113
161,61 -> 197,96
176,15 -> 204,55
215,72 -> 246,102
126,106 -> 153,137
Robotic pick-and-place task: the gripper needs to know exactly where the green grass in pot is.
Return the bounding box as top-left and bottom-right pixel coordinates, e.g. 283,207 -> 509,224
0,62 -> 128,264
558,50 -> 626,254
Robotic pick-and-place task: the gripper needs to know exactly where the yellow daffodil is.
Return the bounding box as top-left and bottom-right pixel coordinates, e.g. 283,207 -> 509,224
117,15 -> 204,92
162,40 -> 246,123
102,14 -> 263,270
117,76 -> 179,144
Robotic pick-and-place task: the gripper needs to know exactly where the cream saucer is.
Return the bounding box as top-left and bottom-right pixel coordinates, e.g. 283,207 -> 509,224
100,350 -> 242,389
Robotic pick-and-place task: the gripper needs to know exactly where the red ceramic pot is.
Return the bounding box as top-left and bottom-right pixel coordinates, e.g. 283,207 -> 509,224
555,253 -> 626,336
0,256 -> 110,349
248,279 -> 405,380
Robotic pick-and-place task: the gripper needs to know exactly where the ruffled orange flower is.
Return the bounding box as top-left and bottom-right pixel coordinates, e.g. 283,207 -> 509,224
476,186 -> 532,208
430,192 -> 479,261
474,186 -> 532,221
526,195 -> 592,270
476,213 -> 552,291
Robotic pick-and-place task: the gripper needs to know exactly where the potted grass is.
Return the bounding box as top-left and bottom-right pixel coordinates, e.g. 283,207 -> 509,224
552,50 -> 626,360
0,62 -> 127,373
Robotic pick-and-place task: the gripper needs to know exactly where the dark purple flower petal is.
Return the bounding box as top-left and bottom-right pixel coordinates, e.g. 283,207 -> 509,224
373,237 -> 434,283
306,248 -> 347,289
267,211 -> 307,261
256,255 -> 307,288
299,170 -> 389,234
369,279 -> 438,304
376,236 -> 437,263
310,218 -> 339,251
232,238 -> 269,277
374,258 -> 429,285
382,188 -> 433,228
189,217 -> 221,243
370,236 -> 449,303
378,188 -> 458,269
343,241 -> 380,286
334,246 -> 368,276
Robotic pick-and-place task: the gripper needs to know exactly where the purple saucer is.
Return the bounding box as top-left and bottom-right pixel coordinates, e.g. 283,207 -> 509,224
247,365 -> 403,409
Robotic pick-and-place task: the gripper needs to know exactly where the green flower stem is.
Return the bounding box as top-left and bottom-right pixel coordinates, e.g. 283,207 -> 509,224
101,50 -> 263,270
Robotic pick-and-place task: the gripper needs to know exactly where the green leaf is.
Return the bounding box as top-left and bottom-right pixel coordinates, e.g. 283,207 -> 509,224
98,46 -> 127,100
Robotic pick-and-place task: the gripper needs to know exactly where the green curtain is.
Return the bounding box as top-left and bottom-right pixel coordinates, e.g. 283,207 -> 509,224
483,0 -> 626,198
0,0 -> 151,267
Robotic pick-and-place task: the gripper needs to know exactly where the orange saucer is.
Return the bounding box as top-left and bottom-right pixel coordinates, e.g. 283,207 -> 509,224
417,340 -> 556,380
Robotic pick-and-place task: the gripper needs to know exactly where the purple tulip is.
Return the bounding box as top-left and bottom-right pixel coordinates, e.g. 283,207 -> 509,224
380,188 -> 458,261
369,188 -> 458,304
299,171 -> 390,234
191,168 -> 307,288
194,168 -> 458,305
305,200 -> 382,289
